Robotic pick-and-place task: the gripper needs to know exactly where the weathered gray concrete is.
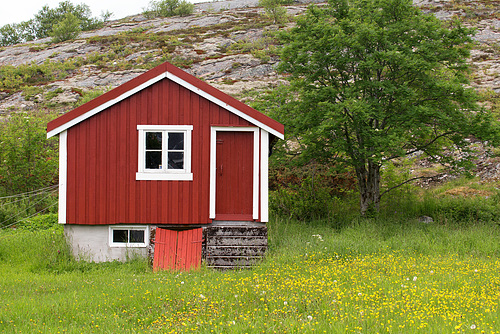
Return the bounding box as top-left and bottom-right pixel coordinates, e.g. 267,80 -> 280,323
64,225 -> 149,262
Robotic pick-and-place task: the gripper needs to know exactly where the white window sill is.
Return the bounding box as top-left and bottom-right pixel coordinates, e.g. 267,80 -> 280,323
136,172 -> 193,181
110,243 -> 148,248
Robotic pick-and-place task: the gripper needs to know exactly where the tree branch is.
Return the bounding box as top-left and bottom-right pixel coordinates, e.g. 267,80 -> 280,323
385,131 -> 454,161
380,173 -> 446,198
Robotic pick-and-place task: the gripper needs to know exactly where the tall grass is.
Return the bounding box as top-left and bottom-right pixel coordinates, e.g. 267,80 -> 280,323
1,191 -> 500,333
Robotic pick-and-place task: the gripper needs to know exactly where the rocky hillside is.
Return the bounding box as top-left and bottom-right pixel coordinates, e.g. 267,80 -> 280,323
0,0 -> 499,178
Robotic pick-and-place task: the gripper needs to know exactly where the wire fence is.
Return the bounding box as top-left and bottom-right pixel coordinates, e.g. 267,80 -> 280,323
0,185 -> 59,229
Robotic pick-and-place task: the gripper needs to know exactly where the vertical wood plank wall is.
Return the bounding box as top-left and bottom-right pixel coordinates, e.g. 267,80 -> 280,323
66,78 -> 253,225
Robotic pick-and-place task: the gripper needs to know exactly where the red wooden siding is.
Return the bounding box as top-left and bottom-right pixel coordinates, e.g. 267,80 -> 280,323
153,228 -> 203,271
216,131 -> 254,220
65,78 -> 253,225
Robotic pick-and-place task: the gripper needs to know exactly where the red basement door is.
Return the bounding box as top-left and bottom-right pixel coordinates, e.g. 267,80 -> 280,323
153,228 -> 203,271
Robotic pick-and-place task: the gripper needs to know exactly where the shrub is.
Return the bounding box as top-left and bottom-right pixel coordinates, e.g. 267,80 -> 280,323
0,111 -> 59,198
258,0 -> 290,24
270,176 -> 333,221
418,193 -> 500,225
50,12 -> 81,43
73,86 -> 110,107
143,0 -> 194,18
176,0 -> 195,16
18,213 -> 59,231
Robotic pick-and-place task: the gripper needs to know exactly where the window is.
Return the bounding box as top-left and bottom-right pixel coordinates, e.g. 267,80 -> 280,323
109,226 -> 149,248
136,125 -> 193,180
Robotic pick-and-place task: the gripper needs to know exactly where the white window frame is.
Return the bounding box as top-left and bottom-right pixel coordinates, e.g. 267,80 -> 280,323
109,226 -> 149,248
136,125 -> 193,181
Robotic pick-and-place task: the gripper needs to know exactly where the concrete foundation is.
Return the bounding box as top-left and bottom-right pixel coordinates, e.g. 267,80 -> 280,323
64,225 -> 149,262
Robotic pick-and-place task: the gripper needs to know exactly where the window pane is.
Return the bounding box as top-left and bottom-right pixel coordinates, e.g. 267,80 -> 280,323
130,230 -> 145,243
113,230 -> 128,243
168,152 -> 184,169
146,132 -> 162,149
146,151 -> 162,169
168,132 -> 184,150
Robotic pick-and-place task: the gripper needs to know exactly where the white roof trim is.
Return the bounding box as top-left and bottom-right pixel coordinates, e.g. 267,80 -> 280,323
47,70 -> 284,140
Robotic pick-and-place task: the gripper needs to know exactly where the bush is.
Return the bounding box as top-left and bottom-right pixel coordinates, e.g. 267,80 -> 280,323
73,86 -> 110,107
270,177 -> 333,221
258,0 -> 290,24
50,12 -> 81,43
143,0 -> 194,18
18,213 -> 59,231
419,194 -> 500,225
0,111 -> 59,197
176,0 -> 195,16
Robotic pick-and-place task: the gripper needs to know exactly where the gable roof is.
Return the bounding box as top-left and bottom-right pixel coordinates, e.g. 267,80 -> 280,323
46,61 -> 284,139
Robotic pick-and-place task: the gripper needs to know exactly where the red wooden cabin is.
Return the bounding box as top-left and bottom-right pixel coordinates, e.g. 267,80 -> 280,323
47,61 -> 284,270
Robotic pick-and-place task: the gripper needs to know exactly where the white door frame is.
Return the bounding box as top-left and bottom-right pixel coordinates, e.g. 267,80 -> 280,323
209,127 -> 260,220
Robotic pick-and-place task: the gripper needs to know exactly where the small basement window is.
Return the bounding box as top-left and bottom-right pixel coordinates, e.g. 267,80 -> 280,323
109,226 -> 149,247
136,125 -> 193,180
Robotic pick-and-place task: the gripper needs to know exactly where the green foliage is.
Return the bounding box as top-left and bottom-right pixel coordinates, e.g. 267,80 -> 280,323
73,86 -> 110,107
0,111 -> 59,197
49,12 -> 82,43
0,58 -> 84,92
269,164 -> 357,221
259,0 -> 290,24
270,177 -> 333,221
374,176 -> 500,225
0,1 -> 109,46
0,21 -> 37,46
34,1 -> 104,39
17,213 -> 58,231
175,0 -> 195,17
0,189 -> 58,229
143,0 -> 194,18
274,0 -> 498,215
0,24 -> 24,46
428,195 -> 500,224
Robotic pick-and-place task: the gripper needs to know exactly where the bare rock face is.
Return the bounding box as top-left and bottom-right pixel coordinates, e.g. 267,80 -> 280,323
0,0 -> 498,127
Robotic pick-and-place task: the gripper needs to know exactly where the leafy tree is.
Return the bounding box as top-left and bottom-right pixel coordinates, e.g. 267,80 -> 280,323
0,1 -> 109,46
34,1 -> 104,39
0,20 -> 37,46
273,0 -> 497,215
49,12 -> 81,43
0,24 -> 23,46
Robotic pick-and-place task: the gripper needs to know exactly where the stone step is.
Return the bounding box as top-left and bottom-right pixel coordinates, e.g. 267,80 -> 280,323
205,226 -> 267,237
206,235 -> 267,246
206,245 -> 267,256
205,255 -> 263,267
202,225 -> 268,269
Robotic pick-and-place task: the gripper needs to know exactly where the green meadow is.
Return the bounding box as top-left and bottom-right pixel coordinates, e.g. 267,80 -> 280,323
1,182 -> 500,334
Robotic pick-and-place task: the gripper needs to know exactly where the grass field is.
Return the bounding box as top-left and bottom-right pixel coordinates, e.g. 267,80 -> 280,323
1,214 -> 500,333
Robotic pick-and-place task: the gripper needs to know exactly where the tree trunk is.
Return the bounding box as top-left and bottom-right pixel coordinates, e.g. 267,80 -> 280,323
356,161 -> 381,216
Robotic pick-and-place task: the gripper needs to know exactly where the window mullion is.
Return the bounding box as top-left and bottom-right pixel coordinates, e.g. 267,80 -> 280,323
163,131 -> 168,171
